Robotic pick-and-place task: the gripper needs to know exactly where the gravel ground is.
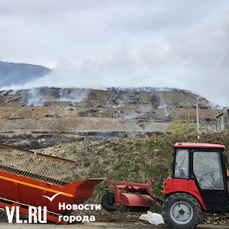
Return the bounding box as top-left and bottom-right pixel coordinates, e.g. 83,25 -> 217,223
0,210 -> 228,229
0,222 -> 228,229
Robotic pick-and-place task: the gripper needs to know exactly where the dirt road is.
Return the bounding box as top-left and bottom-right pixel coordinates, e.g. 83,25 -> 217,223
0,222 -> 227,229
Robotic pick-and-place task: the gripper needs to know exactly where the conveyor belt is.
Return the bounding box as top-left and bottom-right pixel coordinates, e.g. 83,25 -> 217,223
0,143 -> 77,184
0,164 -> 67,186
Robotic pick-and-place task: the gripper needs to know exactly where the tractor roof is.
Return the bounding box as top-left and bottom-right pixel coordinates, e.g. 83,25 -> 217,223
174,142 -> 226,150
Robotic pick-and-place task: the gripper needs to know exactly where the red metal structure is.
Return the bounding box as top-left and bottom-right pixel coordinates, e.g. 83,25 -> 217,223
0,144 -> 104,224
102,142 -> 229,229
103,180 -> 156,212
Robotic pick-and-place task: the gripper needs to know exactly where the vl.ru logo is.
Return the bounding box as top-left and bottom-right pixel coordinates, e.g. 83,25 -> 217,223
6,206 -> 47,224
5,192 -> 63,223
42,192 -> 63,202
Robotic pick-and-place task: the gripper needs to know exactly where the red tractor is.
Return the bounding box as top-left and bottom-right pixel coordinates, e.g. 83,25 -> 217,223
102,142 -> 229,229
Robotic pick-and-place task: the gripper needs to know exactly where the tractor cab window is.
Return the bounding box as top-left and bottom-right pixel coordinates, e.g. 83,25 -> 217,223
193,151 -> 224,190
174,149 -> 189,179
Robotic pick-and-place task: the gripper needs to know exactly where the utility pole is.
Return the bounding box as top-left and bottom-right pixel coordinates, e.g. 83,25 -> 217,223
196,97 -> 199,133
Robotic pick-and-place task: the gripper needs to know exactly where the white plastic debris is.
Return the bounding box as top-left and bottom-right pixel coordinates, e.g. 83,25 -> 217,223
139,211 -> 165,225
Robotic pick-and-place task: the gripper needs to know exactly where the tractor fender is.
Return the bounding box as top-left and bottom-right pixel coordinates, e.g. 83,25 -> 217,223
163,178 -> 206,210
164,190 -> 206,211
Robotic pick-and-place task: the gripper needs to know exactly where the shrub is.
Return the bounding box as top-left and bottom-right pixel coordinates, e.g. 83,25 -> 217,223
169,113 -> 199,135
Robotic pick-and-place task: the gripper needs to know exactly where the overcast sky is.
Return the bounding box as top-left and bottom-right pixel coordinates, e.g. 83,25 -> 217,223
0,0 -> 229,106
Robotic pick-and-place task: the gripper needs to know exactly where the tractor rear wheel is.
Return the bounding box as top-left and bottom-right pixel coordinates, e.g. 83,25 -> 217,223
162,193 -> 202,229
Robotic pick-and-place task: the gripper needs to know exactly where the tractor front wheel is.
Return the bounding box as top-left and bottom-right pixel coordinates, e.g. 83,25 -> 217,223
162,193 -> 202,229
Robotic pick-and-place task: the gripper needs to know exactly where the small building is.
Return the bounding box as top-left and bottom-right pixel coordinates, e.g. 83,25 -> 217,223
216,107 -> 229,131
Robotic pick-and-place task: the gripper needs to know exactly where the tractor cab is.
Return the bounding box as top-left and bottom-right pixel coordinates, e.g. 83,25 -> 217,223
163,142 -> 228,228
101,142 -> 229,229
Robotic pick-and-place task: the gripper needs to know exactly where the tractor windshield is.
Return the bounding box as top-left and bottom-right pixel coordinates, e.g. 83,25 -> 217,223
193,151 -> 224,190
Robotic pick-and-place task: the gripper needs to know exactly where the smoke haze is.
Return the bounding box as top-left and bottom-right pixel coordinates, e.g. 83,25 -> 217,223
0,0 -> 228,107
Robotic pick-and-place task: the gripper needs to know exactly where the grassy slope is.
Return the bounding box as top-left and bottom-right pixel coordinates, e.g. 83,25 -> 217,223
37,130 -> 229,219
88,131 -> 229,222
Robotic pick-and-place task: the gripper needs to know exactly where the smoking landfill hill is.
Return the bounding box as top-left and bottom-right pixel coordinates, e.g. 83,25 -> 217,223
0,87 -> 222,149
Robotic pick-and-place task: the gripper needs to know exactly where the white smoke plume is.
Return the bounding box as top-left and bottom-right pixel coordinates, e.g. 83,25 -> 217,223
0,1 -> 228,107
23,88 -> 91,107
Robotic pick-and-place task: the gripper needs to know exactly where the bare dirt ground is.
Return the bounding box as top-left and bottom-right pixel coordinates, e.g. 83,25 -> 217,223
0,87 -> 221,149
0,210 -> 228,229
0,222 -> 228,229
